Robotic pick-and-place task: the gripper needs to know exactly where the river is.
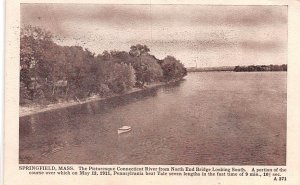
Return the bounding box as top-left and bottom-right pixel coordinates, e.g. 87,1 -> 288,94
20,72 -> 287,165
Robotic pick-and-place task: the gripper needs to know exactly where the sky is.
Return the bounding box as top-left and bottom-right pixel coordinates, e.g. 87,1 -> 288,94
21,4 -> 287,67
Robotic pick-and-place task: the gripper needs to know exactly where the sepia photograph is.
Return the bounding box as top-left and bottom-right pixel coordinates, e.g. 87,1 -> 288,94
19,4 -> 287,165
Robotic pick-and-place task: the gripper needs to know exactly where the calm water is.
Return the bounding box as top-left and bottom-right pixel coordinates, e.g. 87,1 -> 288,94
20,72 -> 287,165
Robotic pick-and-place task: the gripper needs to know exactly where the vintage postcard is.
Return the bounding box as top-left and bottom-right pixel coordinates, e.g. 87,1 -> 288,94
4,0 -> 300,185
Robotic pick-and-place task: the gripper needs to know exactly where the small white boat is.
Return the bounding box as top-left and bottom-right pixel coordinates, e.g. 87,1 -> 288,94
118,126 -> 131,134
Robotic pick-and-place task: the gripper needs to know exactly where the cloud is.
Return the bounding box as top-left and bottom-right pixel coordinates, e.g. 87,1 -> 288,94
20,4 -> 287,67
239,40 -> 284,51
21,4 -> 287,27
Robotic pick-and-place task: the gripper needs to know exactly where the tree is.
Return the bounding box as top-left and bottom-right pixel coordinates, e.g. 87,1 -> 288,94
161,56 -> 187,81
133,54 -> 163,86
129,44 -> 150,57
20,25 -> 54,101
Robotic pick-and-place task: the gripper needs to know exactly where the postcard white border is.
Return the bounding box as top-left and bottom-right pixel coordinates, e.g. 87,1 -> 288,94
5,0 -> 300,185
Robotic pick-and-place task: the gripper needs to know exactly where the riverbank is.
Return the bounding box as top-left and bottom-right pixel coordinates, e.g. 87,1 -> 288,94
19,82 -> 166,117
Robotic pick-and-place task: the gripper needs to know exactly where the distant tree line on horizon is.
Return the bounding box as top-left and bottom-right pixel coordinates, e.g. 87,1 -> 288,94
234,64 -> 287,72
187,64 -> 287,72
20,25 -> 187,106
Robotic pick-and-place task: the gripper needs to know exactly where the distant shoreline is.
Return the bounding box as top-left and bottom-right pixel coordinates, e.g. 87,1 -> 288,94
187,64 -> 287,73
187,70 -> 287,73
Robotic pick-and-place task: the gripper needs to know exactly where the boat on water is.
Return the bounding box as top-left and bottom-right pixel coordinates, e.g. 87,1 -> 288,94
118,126 -> 131,134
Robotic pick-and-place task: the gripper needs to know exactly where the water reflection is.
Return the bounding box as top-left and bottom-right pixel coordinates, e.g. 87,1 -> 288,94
20,86 -> 161,125
19,86 -> 164,164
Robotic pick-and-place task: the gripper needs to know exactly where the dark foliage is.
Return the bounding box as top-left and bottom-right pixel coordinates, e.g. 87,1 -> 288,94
234,64 -> 287,72
20,25 -> 187,105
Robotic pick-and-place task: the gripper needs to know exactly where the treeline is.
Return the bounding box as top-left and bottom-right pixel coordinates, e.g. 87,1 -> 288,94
234,64 -> 287,72
20,25 -> 187,105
